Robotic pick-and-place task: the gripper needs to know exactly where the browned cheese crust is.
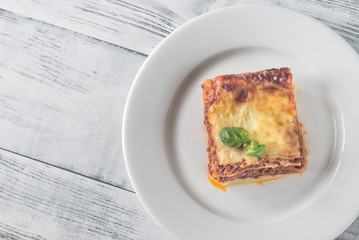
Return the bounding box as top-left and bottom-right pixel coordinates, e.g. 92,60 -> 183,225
202,68 -> 307,183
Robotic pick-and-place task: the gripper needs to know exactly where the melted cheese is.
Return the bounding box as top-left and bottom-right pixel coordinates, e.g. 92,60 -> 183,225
208,89 -> 300,165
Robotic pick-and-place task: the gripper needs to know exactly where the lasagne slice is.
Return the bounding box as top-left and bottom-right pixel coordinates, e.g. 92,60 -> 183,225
202,68 -> 307,183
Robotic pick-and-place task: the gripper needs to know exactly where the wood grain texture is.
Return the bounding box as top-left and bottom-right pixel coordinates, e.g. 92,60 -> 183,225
0,0 -> 185,55
0,9 -> 143,191
0,149 -> 357,240
0,0 -> 358,55
0,0 -> 357,189
337,219 -> 359,240
0,149 -> 169,240
0,0 -> 357,239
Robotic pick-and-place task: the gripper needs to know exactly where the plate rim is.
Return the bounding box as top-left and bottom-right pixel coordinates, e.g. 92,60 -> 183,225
123,4 -> 359,240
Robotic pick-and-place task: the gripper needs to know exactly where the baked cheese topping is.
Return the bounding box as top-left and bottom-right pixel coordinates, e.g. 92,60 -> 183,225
208,87 -> 300,166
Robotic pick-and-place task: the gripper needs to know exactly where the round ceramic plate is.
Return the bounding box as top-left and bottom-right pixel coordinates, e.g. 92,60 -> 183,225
123,5 -> 359,240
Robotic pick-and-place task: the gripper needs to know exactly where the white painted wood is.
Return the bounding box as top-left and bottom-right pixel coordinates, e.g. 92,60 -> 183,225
0,10 -> 144,190
0,0 -> 358,55
0,0 -> 357,189
0,149 -> 170,240
0,0 -> 357,239
0,148 -> 357,239
0,0 -> 356,191
338,218 -> 359,240
0,0 -> 184,55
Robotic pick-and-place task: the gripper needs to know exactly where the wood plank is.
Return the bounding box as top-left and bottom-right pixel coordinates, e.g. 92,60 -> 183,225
0,0 -> 184,55
0,0 -> 358,55
337,217 -> 359,240
0,10 -> 144,190
0,149 -> 169,240
0,147 -> 357,239
0,1 -> 357,239
211,0 -> 359,53
0,2 -> 357,190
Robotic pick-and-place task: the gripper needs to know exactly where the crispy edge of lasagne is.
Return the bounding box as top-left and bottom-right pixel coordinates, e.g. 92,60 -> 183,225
202,68 -> 307,183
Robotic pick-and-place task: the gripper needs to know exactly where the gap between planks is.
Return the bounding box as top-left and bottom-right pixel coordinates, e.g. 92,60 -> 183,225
0,148 -> 170,240
0,0 -> 358,191
0,0 -> 358,55
0,9 -> 145,191
0,7 -> 148,58
0,146 -> 135,194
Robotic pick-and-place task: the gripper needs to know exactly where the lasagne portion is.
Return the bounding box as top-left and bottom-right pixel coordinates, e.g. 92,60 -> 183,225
202,68 -> 306,183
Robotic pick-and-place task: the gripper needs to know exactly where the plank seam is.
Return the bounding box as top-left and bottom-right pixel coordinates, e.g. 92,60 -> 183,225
0,7 -> 148,57
0,147 -> 136,194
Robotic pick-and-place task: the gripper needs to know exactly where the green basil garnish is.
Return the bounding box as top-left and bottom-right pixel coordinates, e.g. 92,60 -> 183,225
246,140 -> 266,157
220,127 -> 266,157
220,127 -> 251,148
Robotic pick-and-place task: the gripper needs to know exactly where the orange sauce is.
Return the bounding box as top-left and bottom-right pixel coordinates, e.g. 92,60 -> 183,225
208,175 -> 286,191
208,175 -> 227,191
255,176 -> 285,185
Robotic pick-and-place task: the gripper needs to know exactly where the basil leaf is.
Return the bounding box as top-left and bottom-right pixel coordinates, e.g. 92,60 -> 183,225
246,140 -> 266,157
236,127 -> 251,145
220,127 -> 243,148
220,127 -> 252,148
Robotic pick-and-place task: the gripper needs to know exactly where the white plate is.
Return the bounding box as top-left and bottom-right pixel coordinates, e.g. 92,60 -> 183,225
123,5 -> 359,240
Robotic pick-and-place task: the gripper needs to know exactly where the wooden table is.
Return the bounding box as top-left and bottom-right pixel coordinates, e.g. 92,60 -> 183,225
0,1 -> 358,239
